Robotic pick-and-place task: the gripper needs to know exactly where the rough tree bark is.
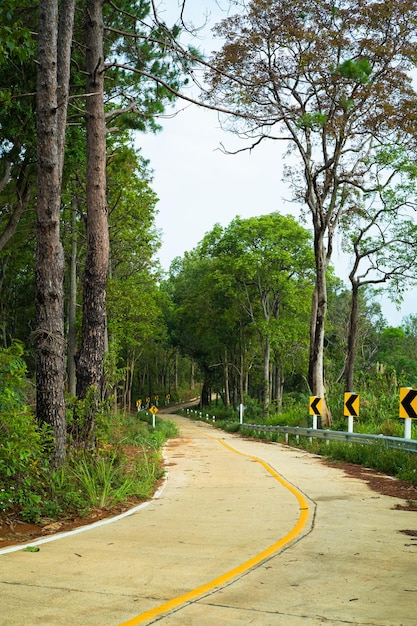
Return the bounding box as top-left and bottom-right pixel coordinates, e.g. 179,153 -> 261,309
35,0 -> 75,469
67,196 -> 77,396
345,281 -> 359,393
308,229 -> 332,426
76,0 -> 109,403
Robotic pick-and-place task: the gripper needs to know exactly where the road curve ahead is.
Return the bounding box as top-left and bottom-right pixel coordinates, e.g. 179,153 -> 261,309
1,412 -> 416,625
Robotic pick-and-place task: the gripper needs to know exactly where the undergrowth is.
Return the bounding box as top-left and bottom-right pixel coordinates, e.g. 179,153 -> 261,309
0,344 -> 178,524
2,413 -> 177,524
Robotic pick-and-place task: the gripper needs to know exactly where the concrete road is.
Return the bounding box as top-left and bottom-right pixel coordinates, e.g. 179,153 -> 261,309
1,412 -> 416,625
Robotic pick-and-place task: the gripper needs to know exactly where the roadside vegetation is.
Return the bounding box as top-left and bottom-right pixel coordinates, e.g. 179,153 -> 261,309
0,342 -> 178,524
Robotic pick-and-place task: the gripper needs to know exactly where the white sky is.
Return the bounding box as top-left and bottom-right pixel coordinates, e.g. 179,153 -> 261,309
138,104 -> 296,265
135,1 -> 417,328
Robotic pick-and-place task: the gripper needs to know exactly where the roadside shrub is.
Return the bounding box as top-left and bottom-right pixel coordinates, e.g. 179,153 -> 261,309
268,401 -> 308,427
66,387 -> 115,449
0,346 -> 178,523
0,342 -> 50,519
70,451 -> 142,508
241,396 -> 264,422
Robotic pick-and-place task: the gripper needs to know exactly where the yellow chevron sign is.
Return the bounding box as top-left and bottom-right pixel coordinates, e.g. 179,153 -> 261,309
399,388 -> 417,419
309,396 -> 323,416
344,393 -> 360,417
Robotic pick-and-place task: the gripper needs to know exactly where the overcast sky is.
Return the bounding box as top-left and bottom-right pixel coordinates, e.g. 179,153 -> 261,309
135,1 -> 416,328
137,104 -> 295,265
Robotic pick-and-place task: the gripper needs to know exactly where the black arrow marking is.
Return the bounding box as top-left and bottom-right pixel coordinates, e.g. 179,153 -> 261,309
310,397 -> 321,415
401,389 -> 417,419
345,394 -> 359,417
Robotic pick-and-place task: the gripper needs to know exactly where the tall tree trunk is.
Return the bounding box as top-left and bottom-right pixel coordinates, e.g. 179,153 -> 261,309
273,363 -> 284,412
174,350 -> 178,391
239,350 -> 245,407
128,360 -> 135,413
200,380 -> 210,407
262,335 -> 270,416
76,0 -> 109,403
190,358 -> 195,390
67,196 -> 77,396
56,0 -> 75,170
309,230 -> 332,427
35,0 -> 75,469
223,348 -> 230,408
344,280 -> 360,392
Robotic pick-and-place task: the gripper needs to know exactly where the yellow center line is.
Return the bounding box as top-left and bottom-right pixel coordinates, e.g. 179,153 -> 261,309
119,433 -> 310,626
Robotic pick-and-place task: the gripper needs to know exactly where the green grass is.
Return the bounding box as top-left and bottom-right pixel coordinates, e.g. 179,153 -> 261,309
309,440 -> 417,485
64,415 -> 178,512
71,454 -> 139,509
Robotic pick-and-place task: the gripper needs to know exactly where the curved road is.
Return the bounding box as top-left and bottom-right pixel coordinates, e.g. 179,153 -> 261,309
1,412 -> 416,625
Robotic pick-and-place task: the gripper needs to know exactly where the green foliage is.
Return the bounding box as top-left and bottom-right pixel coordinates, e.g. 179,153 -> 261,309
183,394 -> 309,427
102,0 -> 196,134
339,97 -> 355,112
0,342 -> 51,519
66,387 -> 110,449
166,213 -> 314,410
65,414 -> 177,510
0,3 -> 35,67
70,451 -> 151,509
337,58 -> 372,84
268,396 -> 310,427
0,342 -> 177,522
240,396 -> 265,422
64,412 -> 177,511
374,326 -> 417,386
296,111 -> 328,129
314,442 -> 417,485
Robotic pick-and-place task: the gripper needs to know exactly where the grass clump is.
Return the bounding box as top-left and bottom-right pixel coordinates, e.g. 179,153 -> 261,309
56,413 -> 178,516
69,448 -> 160,510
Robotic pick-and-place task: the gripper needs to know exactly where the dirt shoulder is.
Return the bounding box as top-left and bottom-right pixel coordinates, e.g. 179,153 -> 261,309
325,459 -> 417,510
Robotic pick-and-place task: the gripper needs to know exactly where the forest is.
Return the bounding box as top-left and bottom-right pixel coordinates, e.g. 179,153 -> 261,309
2,0 -> 417,523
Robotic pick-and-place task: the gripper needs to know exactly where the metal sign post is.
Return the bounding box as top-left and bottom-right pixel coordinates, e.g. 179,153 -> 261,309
149,404 -> 158,428
239,403 -> 245,425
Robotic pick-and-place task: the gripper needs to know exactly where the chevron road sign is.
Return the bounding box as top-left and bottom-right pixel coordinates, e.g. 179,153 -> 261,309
344,393 -> 360,417
399,388 -> 417,419
309,396 -> 323,416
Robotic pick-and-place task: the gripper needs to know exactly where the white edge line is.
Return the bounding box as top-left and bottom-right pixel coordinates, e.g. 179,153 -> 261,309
0,447 -> 170,556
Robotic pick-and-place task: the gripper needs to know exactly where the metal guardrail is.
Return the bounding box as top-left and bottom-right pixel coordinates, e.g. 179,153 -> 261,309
238,423 -> 417,453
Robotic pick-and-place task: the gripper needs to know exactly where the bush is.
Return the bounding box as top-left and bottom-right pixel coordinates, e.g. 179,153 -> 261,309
0,347 -> 178,523
268,402 -> 308,427
69,450 -> 157,509
0,342 -> 51,519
